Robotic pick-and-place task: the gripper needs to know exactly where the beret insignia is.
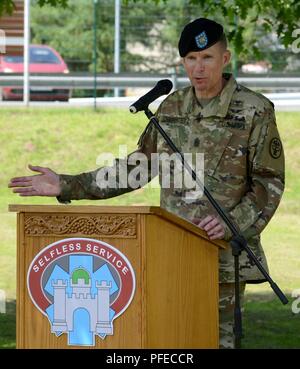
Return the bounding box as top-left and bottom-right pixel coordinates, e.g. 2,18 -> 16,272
195,31 -> 208,49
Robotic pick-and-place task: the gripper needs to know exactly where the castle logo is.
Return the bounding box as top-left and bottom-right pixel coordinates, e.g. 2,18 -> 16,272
27,238 -> 136,347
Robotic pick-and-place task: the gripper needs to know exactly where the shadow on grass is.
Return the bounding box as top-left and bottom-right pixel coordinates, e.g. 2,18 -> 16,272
0,294 -> 299,349
0,300 -> 16,349
242,292 -> 300,349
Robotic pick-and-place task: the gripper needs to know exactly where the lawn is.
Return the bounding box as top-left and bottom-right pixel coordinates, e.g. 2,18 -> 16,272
0,107 -> 299,349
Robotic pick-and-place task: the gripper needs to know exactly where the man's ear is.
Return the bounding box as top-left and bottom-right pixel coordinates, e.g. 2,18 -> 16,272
223,50 -> 231,67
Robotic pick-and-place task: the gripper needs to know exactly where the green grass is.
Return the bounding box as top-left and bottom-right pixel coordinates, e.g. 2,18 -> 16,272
0,107 -> 299,348
243,293 -> 300,349
0,301 -> 15,349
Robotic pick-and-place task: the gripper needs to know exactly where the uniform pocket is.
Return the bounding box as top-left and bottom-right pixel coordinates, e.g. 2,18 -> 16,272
158,115 -> 190,152
200,127 -> 233,177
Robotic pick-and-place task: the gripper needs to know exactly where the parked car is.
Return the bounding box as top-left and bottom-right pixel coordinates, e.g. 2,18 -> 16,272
241,61 -> 271,74
0,44 -> 70,101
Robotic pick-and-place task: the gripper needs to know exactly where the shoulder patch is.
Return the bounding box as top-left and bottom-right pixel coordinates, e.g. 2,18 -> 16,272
269,137 -> 282,159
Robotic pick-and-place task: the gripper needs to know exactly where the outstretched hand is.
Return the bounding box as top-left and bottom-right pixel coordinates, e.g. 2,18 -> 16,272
8,164 -> 61,197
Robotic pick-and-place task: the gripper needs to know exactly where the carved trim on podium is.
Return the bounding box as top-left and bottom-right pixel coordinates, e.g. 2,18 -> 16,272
24,214 -> 137,238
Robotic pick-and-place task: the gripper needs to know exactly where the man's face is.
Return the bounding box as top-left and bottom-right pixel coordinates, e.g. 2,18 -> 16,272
182,42 -> 231,98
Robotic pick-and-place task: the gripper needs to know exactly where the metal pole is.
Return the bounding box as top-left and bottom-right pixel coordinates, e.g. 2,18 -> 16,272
171,67 -> 177,91
93,0 -> 98,111
24,0 -> 30,106
232,14 -> 238,79
114,0 -> 120,97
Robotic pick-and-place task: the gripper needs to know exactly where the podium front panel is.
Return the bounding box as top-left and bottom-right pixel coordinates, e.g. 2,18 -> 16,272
16,211 -> 142,349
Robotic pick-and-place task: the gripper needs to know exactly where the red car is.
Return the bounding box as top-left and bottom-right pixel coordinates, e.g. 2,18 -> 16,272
0,44 -> 70,101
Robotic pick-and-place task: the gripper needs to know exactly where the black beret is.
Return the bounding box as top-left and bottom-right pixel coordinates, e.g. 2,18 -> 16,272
178,18 -> 224,57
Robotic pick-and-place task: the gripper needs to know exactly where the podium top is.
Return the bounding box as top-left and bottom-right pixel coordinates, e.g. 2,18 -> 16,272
9,204 -> 155,214
9,204 -> 227,249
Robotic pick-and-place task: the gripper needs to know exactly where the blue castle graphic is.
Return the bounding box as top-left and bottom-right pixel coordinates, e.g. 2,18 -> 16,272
44,255 -> 119,346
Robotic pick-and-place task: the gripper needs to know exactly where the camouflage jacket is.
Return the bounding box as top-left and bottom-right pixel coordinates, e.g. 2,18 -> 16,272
58,73 -> 285,283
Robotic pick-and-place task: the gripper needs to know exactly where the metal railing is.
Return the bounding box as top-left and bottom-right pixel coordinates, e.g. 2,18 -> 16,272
1,73 -> 300,91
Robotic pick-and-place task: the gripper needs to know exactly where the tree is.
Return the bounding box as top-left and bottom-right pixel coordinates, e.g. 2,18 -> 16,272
29,0 -> 168,73
0,0 -> 300,66
129,0 -> 300,55
0,0 -> 68,17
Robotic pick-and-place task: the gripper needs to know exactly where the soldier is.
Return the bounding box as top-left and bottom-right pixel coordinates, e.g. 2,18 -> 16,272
9,18 -> 285,348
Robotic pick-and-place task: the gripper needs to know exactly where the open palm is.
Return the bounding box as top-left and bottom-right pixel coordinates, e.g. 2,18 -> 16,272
8,164 -> 61,197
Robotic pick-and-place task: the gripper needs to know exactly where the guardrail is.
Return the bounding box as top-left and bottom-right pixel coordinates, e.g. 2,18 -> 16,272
0,73 -> 300,90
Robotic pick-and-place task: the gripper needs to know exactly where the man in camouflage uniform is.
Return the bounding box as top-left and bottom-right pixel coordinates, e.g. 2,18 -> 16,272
9,18 -> 285,349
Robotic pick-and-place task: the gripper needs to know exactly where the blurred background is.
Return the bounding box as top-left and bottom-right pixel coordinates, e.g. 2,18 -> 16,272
1,0 -> 300,103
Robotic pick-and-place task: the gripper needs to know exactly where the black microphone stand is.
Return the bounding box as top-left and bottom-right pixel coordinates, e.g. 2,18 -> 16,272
141,107 -> 288,349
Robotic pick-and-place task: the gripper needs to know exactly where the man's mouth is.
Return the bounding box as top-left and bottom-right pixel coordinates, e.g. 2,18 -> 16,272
194,77 -> 207,81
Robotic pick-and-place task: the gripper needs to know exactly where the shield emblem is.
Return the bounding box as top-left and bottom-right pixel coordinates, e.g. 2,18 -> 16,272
195,31 -> 208,49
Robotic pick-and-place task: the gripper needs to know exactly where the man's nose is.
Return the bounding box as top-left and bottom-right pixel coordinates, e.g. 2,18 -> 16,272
194,60 -> 205,73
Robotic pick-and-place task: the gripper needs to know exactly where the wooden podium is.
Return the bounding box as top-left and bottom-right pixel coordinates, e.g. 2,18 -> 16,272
9,205 -> 227,349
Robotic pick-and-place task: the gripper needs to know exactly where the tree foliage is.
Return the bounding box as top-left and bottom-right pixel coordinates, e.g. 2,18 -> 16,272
29,0 -> 173,73
0,0 -> 16,16
0,0 -> 68,16
130,0 -> 300,54
1,0 -> 299,72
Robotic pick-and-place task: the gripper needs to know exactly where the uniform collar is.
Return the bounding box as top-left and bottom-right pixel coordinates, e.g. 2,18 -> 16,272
186,73 -> 237,118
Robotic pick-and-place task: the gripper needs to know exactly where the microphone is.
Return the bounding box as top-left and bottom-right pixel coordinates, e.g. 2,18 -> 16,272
129,79 -> 173,114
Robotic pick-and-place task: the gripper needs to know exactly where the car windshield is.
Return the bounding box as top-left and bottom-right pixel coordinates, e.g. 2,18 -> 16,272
3,47 -> 61,64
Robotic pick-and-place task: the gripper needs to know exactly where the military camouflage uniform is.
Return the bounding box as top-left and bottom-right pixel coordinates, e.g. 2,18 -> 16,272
57,73 -> 285,348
